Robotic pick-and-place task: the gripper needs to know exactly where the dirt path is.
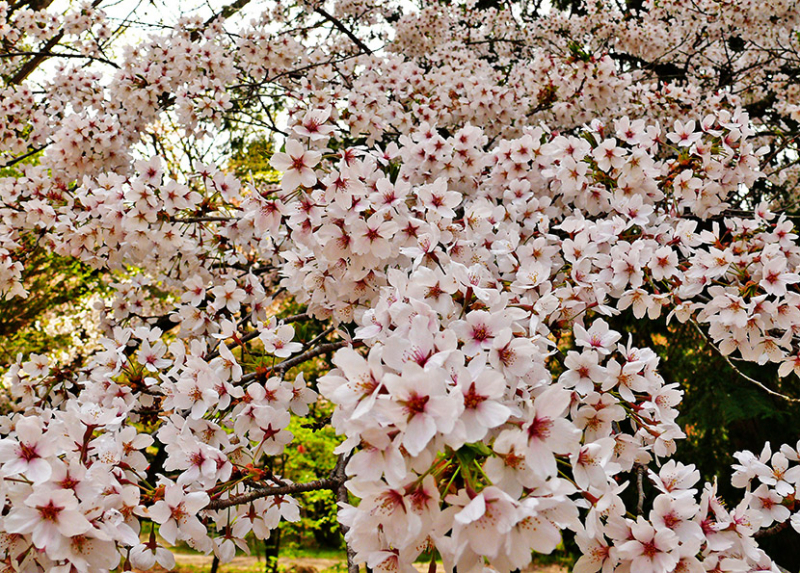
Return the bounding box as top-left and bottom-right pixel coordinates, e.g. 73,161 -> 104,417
167,553 -> 565,573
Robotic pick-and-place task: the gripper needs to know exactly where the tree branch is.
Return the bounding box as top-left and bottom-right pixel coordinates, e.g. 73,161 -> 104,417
8,0 -> 56,16
274,340 -> 350,372
9,0 -> 104,85
237,340 -> 351,385
689,319 -> 800,403
189,0 -> 254,42
206,0 -> 253,26
173,216 -> 237,223
0,51 -> 119,68
204,313 -> 316,361
314,7 -> 373,55
207,457 -> 347,510
334,455 -> 359,573
635,463 -> 646,515
282,312 -> 313,324
754,520 -> 791,538
0,145 -> 47,170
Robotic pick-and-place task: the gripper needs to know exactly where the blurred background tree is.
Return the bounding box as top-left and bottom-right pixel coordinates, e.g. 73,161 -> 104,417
0,159 -> 105,375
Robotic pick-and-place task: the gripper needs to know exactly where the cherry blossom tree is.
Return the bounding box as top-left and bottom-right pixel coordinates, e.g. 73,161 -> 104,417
1,0 -> 800,572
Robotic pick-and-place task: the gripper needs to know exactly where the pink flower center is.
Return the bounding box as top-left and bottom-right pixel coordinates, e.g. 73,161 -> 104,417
662,511 -> 680,528
471,325 -> 489,342
261,424 -> 281,441
290,155 -> 307,171
463,383 -> 487,410
37,501 -> 63,522
59,474 -> 80,490
504,450 -> 524,470
18,442 -> 39,462
170,502 -> 187,522
641,540 -> 658,558
190,451 -> 207,468
404,392 -> 430,415
425,283 -> 443,300
528,416 -> 553,440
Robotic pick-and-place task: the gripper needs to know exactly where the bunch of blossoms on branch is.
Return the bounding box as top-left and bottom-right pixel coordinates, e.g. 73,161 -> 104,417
1,0 -> 800,572
289,112 -> 798,572
1,109 -> 792,573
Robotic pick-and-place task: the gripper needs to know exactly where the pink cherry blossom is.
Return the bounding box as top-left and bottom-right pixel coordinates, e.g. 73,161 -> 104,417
4,489 -> 92,555
147,483 -> 209,546
269,139 -> 322,191
0,417 -> 56,484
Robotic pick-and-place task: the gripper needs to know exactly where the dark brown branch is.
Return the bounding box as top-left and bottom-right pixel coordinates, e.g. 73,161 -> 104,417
273,340 -> 350,372
0,145 -> 47,170
8,0 -> 56,16
635,463 -> 646,515
206,0 -> 253,26
314,7 -> 372,55
334,455 -> 358,573
174,216 -> 237,223
10,0 -> 104,85
610,52 -> 687,84
237,340 -> 350,385
189,0 -> 253,42
0,51 -> 119,68
754,520 -> 791,538
282,312 -> 312,324
207,475 -> 343,510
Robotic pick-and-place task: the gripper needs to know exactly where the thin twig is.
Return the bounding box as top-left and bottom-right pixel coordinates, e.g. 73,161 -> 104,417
304,325 -> 335,349
205,312 -> 315,361
689,319 -> 800,403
